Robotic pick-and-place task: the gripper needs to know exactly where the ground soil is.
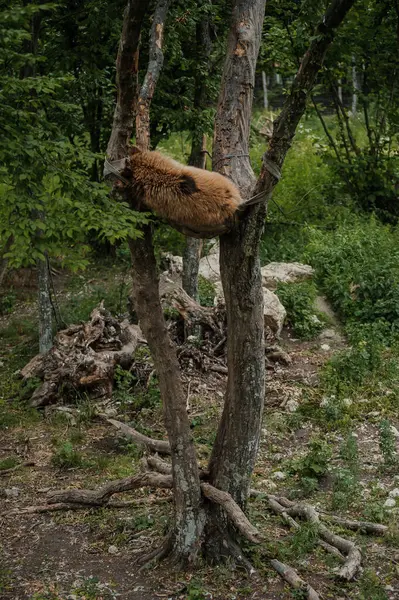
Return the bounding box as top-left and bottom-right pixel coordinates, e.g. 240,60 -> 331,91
1,269 -> 398,600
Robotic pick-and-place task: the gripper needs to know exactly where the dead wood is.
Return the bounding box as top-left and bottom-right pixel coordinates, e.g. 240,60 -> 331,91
160,278 -> 224,336
46,472 -> 173,505
0,461 -> 35,476
102,417 -> 171,454
270,559 -> 320,600
6,496 -> 172,516
21,303 -> 145,407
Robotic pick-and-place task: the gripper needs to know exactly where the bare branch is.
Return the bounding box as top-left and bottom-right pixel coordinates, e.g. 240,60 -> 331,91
270,559 -> 320,600
46,472 -> 172,506
106,0 -> 150,160
102,417 -> 171,454
136,0 -> 171,150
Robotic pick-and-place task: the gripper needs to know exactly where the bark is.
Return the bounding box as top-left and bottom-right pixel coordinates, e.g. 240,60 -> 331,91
351,56 -> 359,116
37,255 -> 53,354
209,0 -> 267,508
210,0 -> 357,514
106,0 -> 205,562
135,0 -> 171,150
0,235 -> 13,290
106,0 -> 149,161
128,232 -> 205,561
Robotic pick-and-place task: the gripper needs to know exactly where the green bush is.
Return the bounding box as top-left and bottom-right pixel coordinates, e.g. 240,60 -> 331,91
276,281 -> 323,339
306,217 -> 399,332
51,441 -> 84,469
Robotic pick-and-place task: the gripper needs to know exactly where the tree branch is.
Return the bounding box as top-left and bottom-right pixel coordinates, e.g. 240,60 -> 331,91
101,417 -> 171,454
106,0 -> 150,160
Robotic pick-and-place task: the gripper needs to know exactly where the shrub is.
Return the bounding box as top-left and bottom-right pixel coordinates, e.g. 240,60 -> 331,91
306,217 -> 399,332
51,441 -> 84,469
276,281 -> 323,339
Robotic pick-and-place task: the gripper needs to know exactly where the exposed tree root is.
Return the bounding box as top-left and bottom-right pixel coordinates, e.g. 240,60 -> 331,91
320,514 -> 388,535
201,483 -> 260,543
135,534 -> 174,570
101,416 -> 171,454
266,495 -> 346,563
270,559 -> 320,600
286,504 -> 362,581
256,493 -> 362,580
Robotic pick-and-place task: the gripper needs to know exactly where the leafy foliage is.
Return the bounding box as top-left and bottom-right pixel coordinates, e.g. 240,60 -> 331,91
276,281 -> 323,339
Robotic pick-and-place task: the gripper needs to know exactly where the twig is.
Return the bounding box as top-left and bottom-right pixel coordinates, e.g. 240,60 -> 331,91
0,461 -> 35,476
270,559 -> 320,600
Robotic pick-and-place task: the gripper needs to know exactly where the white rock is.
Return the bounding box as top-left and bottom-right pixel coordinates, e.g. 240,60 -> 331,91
272,471 -> 286,480
320,343 -> 331,351
389,488 -> 399,498
263,288 -> 286,338
286,399 -> 299,413
199,252 -> 220,283
4,487 -> 20,499
390,426 -> 399,438
342,398 -> 352,407
384,498 -> 396,508
108,545 -> 118,555
261,262 -> 314,290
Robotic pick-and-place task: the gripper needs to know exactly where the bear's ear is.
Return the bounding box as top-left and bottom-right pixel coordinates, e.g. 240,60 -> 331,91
130,145 -> 141,156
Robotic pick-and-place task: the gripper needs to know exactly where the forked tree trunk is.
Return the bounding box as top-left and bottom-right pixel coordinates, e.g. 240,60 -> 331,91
105,0 -> 356,566
107,0 -> 204,562
209,0 -> 356,517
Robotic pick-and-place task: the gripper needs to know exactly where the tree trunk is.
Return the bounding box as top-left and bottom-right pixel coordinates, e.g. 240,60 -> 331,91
262,71 -> 268,109
209,0 -> 266,511
0,235 -> 13,290
106,0 -> 204,562
209,0 -> 357,517
106,0 -> 149,160
351,56 -> 359,116
182,135 -> 207,302
37,255 -> 52,354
